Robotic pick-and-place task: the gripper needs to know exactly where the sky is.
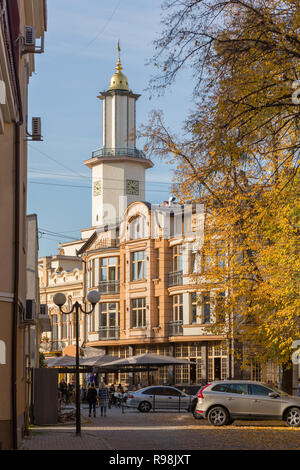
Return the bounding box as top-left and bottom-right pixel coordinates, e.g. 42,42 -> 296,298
27,0 -> 194,257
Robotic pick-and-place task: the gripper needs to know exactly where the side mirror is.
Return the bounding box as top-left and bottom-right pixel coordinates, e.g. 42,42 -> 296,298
268,392 -> 280,398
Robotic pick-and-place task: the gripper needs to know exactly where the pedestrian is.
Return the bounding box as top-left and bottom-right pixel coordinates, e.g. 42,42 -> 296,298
109,383 -> 116,407
99,382 -> 109,417
87,382 -> 98,418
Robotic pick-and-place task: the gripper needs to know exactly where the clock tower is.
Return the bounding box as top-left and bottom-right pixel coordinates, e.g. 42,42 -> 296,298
84,50 -> 153,227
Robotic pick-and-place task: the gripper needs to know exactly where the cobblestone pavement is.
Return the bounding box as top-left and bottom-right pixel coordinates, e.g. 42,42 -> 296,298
21,405 -> 300,450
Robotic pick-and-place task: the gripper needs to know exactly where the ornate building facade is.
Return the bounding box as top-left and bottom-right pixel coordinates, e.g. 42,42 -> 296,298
40,51 -> 279,388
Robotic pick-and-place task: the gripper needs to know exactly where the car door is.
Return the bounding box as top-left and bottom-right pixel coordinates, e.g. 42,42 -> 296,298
225,383 -> 253,417
162,387 -> 183,410
150,387 -> 169,410
248,383 -> 285,418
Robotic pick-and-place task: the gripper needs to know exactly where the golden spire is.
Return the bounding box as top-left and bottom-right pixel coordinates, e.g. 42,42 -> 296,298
109,41 -> 129,91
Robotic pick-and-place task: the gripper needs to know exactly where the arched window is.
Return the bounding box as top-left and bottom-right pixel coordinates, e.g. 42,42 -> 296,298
129,215 -> 146,240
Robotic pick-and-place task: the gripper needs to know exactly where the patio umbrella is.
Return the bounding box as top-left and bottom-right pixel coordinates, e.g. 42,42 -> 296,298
80,354 -> 119,367
101,353 -> 190,385
46,355 -> 77,367
102,353 -> 190,368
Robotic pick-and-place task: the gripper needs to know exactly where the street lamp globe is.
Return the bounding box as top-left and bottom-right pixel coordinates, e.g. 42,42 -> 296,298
87,290 -> 100,305
53,293 -> 66,307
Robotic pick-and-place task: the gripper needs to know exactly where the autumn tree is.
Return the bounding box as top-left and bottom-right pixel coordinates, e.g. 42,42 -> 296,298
142,0 -> 300,378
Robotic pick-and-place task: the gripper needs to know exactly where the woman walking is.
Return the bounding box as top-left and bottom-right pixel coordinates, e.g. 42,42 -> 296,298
98,382 -> 109,417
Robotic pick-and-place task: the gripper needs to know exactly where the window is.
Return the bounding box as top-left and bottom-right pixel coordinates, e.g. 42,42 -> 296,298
212,384 -> 229,393
52,315 -> 58,341
131,298 -> 146,328
129,216 -> 146,240
172,295 -> 183,322
215,240 -> 226,268
164,387 -> 182,396
99,303 -> 119,328
216,292 -> 226,323
100,257 -> 119,281
62,314 -> 68,339
191,293 -> 197,323
142,387 -> 165,395
155,248 -> 160,278
249,384 -> 273,396
172,245 -> 183,272
203,295 -> 211,323
132,251 -> 146,280
208,343 -> 228,381
227,383 -> 249,395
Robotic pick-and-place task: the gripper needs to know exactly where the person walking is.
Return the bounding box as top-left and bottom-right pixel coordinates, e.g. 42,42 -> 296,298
99,382 -> 109,417
87,383 -> 98,418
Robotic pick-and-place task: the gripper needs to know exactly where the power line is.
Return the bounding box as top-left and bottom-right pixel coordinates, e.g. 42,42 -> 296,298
28,167 -> 173,186
28,180 -> 172,193
85,0 -> 122,48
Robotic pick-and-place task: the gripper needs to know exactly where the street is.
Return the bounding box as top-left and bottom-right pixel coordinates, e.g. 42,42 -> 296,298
21,406 -> 300,451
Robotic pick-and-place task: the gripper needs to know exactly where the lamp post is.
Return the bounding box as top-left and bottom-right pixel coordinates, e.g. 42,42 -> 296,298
53,290 -> 100,436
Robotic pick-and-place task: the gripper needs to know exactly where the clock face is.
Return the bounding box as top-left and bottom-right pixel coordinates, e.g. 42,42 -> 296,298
127,179 -> 139,196
93,180 -> 102,196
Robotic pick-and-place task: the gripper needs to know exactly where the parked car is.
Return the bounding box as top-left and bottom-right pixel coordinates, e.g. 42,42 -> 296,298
194,380 -> 300,427
176,385 -> 206,419
127,386 -> 194,412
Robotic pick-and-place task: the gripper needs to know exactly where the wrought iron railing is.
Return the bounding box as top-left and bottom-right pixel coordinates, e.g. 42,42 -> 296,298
40,340 -> 65,353
98,326 -> 120,340
98,280 -> 120,294
168,270 -> 183,287
92,147 -> 150,160
169,320 -> 183,336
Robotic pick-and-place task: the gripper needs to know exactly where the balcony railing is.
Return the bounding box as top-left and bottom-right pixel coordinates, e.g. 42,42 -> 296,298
169,320 -> 183,336
92,147 -> 151,161
98,280 -> 120,294
98,326 -> 120,340
168,270 -> 183,287
40,340 -> 65,353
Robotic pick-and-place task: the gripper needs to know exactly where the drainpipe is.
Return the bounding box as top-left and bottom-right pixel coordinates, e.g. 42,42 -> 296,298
7,0 -> 24,449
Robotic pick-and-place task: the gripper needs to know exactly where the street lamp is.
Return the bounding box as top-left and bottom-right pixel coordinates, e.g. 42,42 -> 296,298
53,290 -> 100,436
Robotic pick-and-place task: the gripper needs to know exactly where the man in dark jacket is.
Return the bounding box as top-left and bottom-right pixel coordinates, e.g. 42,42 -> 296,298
87,383 -> 98,417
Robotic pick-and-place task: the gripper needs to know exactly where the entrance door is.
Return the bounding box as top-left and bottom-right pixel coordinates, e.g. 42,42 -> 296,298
214,358 -> 221,380
190,359 -> 196,384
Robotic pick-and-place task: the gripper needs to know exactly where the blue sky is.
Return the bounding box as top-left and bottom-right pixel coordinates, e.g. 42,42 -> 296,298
27,0 -> 194,257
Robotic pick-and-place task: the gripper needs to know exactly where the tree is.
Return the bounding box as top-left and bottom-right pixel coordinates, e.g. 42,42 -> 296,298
142,0 -> 300,372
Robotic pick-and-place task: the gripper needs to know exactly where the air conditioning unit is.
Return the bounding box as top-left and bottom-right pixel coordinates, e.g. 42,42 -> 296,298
32,117 -> 42,141
25,300 -> 37,323
24,26 -> 36,47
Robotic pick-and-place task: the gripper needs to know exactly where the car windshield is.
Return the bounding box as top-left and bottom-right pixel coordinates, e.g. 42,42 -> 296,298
263,383 -> 289,396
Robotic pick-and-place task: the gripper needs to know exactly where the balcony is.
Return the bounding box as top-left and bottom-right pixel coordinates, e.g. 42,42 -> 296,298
169,320 -> 183,336
98,280 -> 120,295
168,270 -> 183,287
98,326 -> 120,340
92,147 -> 151,162
40,340 -> 65,353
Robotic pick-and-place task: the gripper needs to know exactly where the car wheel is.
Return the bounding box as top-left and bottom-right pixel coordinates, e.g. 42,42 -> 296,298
193,409 -> 203,420
208,406 -> 229,426
138,401 -> 151,413
286,407 -> 300,427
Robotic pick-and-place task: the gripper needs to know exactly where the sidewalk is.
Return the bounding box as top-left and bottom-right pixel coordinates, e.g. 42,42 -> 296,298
21,405 -> 191,450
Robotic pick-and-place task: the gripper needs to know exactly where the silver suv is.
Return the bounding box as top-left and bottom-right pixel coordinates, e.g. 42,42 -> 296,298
195,380 -> 300,427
